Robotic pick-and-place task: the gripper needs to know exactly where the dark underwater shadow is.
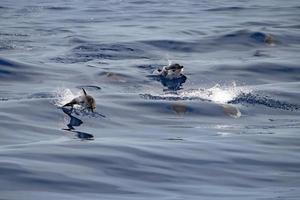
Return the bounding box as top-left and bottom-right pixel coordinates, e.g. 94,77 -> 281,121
61,107 -> 94,140
73,131 -> 94,140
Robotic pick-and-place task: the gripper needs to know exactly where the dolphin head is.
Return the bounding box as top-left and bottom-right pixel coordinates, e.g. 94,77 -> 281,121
164,63 -> 184,79
82,88 -> 96,112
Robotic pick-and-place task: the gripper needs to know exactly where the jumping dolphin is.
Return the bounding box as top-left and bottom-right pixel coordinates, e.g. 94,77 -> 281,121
63,88 -> 96,112
155,63 -> 184,80
152,63 -> 187,91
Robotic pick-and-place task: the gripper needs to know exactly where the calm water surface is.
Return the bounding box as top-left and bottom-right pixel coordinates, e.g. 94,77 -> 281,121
1,0 -> 300,199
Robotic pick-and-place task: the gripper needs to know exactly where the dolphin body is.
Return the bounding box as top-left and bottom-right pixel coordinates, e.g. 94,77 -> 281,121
63,88 -> 96,112
152,63 -> 187,91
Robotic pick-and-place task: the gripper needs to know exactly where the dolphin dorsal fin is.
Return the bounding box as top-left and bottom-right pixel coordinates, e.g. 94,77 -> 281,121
82,88 -> 87,96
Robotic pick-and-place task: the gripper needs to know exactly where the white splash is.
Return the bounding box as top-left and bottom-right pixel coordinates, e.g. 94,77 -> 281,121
206,82 -> 243,103
53,87 -> 81,107
169,82 -> 251,104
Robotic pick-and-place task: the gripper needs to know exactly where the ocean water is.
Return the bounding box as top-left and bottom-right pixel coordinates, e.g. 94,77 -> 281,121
1,0 -> 300,199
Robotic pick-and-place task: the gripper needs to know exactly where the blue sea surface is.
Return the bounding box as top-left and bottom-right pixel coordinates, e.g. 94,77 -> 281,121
1,0 -> 300,199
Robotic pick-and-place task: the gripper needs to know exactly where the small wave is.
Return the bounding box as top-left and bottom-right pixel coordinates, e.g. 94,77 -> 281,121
140,30 -> 278,54
0,57 -> 42,81
73,44 -> 136,52
0,92 -> 55,103
0,32 -> 28,37
229,93 -> 300,111
27,92 -> 56,99
141,39 -> 198,52
219,30 -> 276,46
130,0 -> 157,5
0,98 -> 9,101
83,8 -> 111,13
136,64 -> 159,71
218,63 -> 300,82
205,6 -> 246,12
243,63 -> 300,75
97,71 -> 148,86
75,85 -> 101,91
52,42 -> 151,63
140,93 -> 206,101
67,36 -> 89,44
44,6 -> 73,11
98,71 -> 131,83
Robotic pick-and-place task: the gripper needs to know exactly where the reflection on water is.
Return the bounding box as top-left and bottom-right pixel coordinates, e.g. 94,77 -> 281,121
62,107 -> 83,130
171,103 -> 188,115
74,131 -> 94,140
160,75 -> 187,91
61,107 -> 94,140
222,104 -> 241,118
